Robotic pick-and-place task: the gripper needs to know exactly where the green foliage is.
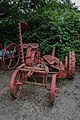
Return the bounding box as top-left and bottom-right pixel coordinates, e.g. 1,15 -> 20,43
26,2 -> 80,65
0,0 -> 80,65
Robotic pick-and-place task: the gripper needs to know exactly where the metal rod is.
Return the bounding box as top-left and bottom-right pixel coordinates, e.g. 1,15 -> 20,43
18,68 -> 47,74
22,81 -> 47,86
17,64 -> 25,69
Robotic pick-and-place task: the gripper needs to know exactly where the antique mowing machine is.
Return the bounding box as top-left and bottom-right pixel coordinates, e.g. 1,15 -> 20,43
10,20 -> 76,104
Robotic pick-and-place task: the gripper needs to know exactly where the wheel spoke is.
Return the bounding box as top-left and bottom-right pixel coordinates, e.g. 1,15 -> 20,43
15,86 -> 20,97
8,58 -> 13,68
11,46 -> 16,56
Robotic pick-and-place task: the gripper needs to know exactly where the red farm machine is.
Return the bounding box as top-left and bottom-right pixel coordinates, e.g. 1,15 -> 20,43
3,20 -> 75,104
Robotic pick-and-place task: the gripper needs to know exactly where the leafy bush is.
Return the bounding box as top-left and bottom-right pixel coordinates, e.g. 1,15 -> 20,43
26,4 -> 80,65
0,0 -> 80,65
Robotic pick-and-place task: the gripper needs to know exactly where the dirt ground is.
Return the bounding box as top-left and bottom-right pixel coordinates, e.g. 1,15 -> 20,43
0,66 -> 80,120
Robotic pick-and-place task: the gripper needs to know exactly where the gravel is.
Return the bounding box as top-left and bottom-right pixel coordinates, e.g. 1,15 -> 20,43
0,67 -> 80,120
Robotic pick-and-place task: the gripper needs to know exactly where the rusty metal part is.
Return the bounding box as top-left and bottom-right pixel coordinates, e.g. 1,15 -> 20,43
23,43 -> 39,49
10,65 -> 49,98
1,42 -> 20,70
64,56 -> 68,70
10,70 -> 24,98
18,21 -> 40,66
43,47 -> 59,66
18,21 -> 25,63
43,55 -> 59,65
50,74 -> 56,104
51,47 -> 55,56
68,51 -> 76,78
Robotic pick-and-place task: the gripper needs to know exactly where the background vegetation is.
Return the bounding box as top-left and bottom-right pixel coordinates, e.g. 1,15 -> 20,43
0,0 -> 80,65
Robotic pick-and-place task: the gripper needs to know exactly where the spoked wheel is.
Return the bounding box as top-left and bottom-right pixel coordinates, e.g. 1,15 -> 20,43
10,70 -> 24,98
2,42 -> 20,70
68,51 -> 76,79
50,74 -> 56,104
